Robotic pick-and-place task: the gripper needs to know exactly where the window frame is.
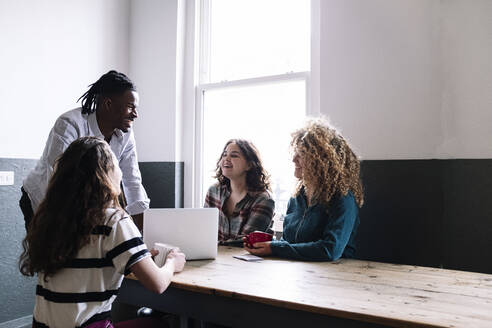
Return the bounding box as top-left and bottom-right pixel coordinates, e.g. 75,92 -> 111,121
186,0 -> 320,207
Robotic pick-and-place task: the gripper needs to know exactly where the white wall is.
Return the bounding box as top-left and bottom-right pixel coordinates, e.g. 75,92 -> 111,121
129,0 -> 179,162
320,0 -> 441,160
0,0 -> 131,159
438,0 -> 492,158
1,0 -> 490,194
319,0 -> 492,160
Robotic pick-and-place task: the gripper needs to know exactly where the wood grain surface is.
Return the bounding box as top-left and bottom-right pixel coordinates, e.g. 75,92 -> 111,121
128,246 -> 492,328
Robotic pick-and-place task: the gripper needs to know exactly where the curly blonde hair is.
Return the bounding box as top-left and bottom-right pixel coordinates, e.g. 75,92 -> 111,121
291,118 -> 364,207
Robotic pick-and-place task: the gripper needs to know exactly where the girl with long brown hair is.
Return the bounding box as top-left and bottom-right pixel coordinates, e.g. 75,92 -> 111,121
204,139 -> 275,244
20,137 -> 185,328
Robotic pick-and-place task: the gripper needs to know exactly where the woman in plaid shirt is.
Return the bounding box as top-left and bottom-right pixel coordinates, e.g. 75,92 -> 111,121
204,139 -> 275,244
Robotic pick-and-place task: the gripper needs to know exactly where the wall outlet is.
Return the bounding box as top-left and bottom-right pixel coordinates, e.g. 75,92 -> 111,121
0,171 -> 14,185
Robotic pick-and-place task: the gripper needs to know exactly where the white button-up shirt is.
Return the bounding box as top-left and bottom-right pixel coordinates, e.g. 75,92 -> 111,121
23,108 -> 150,215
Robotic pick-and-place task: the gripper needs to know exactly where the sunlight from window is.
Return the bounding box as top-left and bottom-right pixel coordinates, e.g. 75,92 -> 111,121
208,0 -> 310,83
198,0 -> 310,217
202,80 -> 306,215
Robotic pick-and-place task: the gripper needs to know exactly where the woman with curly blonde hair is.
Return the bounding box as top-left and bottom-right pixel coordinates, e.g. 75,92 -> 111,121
245,118 -> 363,261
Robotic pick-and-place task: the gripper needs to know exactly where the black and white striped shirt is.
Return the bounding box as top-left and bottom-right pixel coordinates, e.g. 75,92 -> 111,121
33,208 -> 150,328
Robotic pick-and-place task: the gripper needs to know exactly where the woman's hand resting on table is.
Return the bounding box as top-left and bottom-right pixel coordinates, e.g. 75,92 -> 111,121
165,249 -> 186,273
242,237 -> 272,256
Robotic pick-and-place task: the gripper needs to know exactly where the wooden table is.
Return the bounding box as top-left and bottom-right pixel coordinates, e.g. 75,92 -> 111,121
119,246 -> 492,328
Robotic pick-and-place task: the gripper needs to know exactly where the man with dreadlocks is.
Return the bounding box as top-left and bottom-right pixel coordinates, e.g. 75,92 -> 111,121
20,70 -> 149,231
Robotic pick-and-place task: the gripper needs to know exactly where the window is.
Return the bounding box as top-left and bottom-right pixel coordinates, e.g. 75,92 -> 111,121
196,0 -> 311,217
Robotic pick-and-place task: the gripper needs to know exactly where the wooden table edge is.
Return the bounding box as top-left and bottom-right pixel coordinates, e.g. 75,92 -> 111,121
125,274 -> 446,328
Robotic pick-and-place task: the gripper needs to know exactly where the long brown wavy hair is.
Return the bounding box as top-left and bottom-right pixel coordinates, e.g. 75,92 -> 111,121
214,139 -> 271,192
19,137 -> 121,278
291,118 -> 364,207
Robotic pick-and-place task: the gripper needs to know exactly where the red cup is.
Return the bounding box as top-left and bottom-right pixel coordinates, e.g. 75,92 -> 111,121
247,231 -> 273,246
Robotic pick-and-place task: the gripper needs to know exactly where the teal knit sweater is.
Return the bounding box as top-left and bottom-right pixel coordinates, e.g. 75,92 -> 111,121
270,189 -> 360,261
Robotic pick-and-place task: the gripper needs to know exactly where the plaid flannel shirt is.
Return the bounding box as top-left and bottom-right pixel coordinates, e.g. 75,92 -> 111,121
204,184 -> 275,242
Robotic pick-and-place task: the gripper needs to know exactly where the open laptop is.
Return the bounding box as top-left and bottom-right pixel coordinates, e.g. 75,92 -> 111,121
143,208 -> 219,260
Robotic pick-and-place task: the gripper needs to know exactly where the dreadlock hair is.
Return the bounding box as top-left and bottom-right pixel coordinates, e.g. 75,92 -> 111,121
78,70 -> 136,114
19,137 -> 122,279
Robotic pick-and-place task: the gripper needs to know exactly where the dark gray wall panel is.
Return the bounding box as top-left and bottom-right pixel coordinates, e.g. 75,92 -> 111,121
357,160 -> 444,268
441,160 -> 492,273
357,159 -> 492,274
0,158 -> 37,323
138,162 -> 184,208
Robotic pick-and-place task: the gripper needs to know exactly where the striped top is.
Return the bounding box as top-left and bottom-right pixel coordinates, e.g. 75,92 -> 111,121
204,184 -> 275,242
33,208 -> 150,328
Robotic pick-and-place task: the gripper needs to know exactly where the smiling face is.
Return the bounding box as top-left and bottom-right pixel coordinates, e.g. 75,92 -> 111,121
293,151 -> 304,179
108,90 -> 139,133
219,142 -> 250,181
